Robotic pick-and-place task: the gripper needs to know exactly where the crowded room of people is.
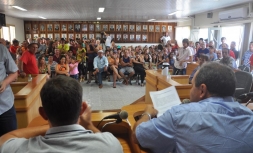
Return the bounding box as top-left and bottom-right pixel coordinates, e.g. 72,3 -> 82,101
1,0 -> 253,152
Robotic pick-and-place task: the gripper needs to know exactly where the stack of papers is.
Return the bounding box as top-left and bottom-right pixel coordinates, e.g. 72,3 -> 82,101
150,86 -> 181,117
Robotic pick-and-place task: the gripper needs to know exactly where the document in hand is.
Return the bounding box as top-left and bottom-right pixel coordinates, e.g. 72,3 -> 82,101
150,86 -> 181,117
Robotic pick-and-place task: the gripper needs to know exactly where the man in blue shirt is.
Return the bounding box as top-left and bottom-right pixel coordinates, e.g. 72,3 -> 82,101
132,62 -> 253,153
93,50 -> 108,88
196,42 -> 209,61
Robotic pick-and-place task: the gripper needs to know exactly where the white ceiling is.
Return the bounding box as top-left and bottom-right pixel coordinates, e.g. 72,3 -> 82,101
0,0 -> 252,22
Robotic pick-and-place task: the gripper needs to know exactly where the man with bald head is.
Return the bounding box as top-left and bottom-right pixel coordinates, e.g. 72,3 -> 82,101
132,62 -> 253,153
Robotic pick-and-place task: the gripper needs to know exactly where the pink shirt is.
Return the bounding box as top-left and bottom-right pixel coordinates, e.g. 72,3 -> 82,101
69,63 -> 79,75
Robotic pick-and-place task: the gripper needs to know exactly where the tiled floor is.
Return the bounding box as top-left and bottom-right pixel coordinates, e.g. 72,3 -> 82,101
81,80 -> 145,111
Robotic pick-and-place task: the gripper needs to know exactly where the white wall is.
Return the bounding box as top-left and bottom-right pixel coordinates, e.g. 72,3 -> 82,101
193,4 -> 251,27
177,20 -> 192,27
6,16 -> 24,41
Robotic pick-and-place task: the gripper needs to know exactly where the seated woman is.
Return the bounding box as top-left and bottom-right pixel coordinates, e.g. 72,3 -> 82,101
157,52 -> 165,69
47,53 -> 58,78
151,53 -> 158,70
55,55 -> 69,76
132,52 -> 146,86
108,51 -> 121,88
38,55 -> 50,79
144,53 -> 151,69
168,52 -> 175,69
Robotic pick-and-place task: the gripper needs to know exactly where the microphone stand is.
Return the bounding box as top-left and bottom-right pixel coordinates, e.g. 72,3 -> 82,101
245,97 -> 253,107
101,119 -> 122,132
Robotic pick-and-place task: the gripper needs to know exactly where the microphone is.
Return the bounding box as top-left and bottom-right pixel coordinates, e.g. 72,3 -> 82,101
237,92 -> 253,100
181,99 -> 191,104
103,110 -> 128,120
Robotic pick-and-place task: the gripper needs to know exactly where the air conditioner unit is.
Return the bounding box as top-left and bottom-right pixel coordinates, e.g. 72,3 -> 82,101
219,7 -> 248,21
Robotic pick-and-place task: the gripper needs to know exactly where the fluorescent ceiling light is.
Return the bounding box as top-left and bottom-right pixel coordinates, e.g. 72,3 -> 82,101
98,8 -> 105,12
168,11 -> 181,15
97,17 -> 101,20
148,19 -> 156,21
12,6 -> 27,11
38,16 -> 47,19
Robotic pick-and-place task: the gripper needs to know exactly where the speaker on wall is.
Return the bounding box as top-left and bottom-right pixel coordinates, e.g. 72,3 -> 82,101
0,13 -> 6,27
207,12 -> 213,18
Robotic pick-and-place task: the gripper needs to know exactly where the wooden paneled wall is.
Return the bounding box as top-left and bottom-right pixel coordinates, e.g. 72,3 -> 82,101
24,21 -> 177,43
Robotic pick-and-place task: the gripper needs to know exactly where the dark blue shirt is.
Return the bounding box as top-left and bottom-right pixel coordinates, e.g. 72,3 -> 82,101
197,48 -> 209,58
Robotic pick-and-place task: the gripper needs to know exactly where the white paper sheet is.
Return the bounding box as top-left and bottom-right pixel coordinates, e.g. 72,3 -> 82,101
150,86 -> 181,117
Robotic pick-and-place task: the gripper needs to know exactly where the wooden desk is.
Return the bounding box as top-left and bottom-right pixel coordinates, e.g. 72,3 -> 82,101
10,74 -> 47,128
157,75 -> 192,100
145,70 -> 191,102
186,62 -> 199,75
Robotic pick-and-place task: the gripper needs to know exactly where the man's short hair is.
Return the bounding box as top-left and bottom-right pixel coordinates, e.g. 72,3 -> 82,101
199,38 -> 203,41
182,38 -> 189,45
195,62 -> 236,97
28,43 -> 38,48
221,37 -> 226,41
199,54 -> 210,62
40,76 -> 83,126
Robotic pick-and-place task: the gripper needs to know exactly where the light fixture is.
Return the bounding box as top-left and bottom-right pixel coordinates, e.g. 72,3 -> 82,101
98,7 -> 105,12
38,16 -> 47,19
12,6 -> 27,11
168,11 -> 181,15
148,19 -> 156,21
97,17 -> 101,20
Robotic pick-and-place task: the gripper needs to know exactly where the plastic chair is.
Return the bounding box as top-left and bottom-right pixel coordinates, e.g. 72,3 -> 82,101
234,70 -> 253,98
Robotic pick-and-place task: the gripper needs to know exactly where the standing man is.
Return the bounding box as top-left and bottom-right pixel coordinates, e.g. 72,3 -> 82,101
219,37 -> 228,49
160,32 -> 171,46
93,50 -> 108,88
196,41 -> 209,61
20,43 -> 39,76
104,32 -> 112,49
230,41 -> 239,60
173,39 -> 192,75
242,41 -> 253,68
132,62 -> 253,153
0,44 -> 18,136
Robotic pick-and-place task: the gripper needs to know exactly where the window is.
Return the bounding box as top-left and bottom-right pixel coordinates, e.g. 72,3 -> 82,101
221,26 -> 244,51
1,25 -> 16,42
175,26 -> 190,46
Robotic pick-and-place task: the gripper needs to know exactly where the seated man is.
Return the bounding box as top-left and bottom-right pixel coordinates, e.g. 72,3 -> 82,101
0,76 -> 123,153
189,54 -> 209,84
93,50 -> 108,88
132,62 -> 253,153
220,48 -> 237,69
119,49 -> 135,85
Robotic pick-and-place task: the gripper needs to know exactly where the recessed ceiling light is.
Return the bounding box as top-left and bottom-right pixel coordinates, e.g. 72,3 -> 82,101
38,16 -> 47,19
168,11 -> 181,15
12,6 -> 27,11
97,17 -> 101,20
98,8 -> 105,12
148,19 -> 156,21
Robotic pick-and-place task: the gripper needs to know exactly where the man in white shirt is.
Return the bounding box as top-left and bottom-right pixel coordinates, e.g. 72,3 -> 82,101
104,32 -> 112,48
173,39 -> 193,75
93,50 -> 108,88
0,76 -> 123,153
160,32 -> 171,46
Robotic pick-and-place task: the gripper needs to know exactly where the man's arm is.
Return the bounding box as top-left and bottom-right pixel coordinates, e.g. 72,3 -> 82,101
132,105 -> 158,144
93,57 -> 98,70
0,125 -> 49,147
79,104 -> 100,133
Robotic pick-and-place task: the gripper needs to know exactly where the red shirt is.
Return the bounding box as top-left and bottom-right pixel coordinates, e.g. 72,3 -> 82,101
250,54 -> 253,66
20,51 -> 39,74
229,50 -> 235,59
10,45 -> 19,54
